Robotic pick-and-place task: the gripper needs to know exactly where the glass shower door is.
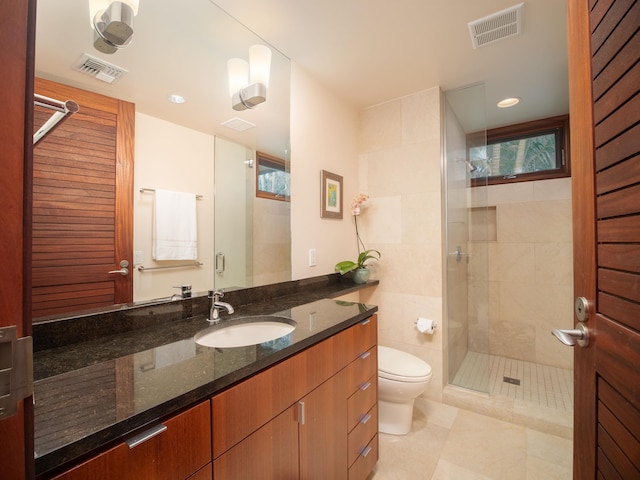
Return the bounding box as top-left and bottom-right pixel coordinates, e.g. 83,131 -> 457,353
444,83 -> 490,393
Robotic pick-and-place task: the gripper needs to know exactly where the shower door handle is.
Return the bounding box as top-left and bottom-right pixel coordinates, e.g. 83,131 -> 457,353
448,246 -> 469,263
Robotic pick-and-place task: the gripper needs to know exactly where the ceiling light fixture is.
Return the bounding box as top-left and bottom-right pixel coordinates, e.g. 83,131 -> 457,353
167,94 -> 186,104
227,45 -> 272,111
497,97 -> 520,108
90,0 -> 140,54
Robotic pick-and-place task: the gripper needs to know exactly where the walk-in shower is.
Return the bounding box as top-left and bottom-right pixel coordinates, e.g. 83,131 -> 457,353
443,83 -> 574,438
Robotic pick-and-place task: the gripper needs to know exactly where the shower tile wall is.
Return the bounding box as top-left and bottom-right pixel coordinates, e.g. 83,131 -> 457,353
469,178 -> 574,370
358,87 -> 446,402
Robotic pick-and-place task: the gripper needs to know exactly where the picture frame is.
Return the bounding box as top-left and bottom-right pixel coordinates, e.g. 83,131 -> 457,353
320,170 -> 343,219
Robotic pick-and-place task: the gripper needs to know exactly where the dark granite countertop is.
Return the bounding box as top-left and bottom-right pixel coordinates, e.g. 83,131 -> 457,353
33,274 -> 378,477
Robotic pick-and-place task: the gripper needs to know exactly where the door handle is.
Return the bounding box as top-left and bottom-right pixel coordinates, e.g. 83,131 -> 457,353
551,323 -> 589,347
215,252 -> 225,274
108,260 -> 129,276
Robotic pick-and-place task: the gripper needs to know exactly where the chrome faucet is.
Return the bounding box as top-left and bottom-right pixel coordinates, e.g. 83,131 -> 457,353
171,284 -> 192,301
207,290 -> 234,323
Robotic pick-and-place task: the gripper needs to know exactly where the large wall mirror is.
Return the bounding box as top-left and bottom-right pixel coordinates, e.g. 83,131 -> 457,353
33,0 -> 291,320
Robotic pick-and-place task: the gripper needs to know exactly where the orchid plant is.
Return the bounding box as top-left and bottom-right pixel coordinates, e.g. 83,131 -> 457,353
335,194 -> 381,275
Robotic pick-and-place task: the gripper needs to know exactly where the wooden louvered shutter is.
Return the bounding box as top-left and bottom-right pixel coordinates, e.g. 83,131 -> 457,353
32,78 -> 134,318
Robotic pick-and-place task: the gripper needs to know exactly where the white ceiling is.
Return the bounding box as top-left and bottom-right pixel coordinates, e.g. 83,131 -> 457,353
213,0 -> 569,130
35,0 -> 568,147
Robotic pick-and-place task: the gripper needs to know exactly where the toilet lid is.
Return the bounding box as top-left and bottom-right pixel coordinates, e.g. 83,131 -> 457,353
378,346 -> 432,382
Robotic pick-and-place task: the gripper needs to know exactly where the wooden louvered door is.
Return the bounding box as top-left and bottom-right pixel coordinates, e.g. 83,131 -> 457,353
569,0 -> 640,478
32,78 -> 134,318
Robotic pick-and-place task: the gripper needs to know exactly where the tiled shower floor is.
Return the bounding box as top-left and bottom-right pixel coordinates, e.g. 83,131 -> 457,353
452,351 -> 574,412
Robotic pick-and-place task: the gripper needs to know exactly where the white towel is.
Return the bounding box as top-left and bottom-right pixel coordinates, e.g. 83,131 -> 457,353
152,189 -> 198,261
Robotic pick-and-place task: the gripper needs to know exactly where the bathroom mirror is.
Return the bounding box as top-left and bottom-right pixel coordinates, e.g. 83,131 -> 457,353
33,0 -> 291,318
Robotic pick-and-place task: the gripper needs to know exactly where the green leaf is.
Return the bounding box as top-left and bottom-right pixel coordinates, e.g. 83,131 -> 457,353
335,260 -> 358,275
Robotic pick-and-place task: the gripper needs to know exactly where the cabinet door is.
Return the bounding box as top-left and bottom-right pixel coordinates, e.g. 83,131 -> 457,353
53,401 -> 211,480
299,369 -> 348,480
213,406 -> 299,480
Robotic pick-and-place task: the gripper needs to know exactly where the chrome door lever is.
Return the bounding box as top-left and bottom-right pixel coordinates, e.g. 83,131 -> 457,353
108,260 -> 129,276
551,323 -> 589,347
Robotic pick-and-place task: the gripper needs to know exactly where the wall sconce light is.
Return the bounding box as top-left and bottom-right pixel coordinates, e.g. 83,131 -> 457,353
227,45 -> 272,111
89,0 -> 140,54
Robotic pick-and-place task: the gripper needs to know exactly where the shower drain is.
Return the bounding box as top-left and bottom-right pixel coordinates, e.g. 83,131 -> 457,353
503,376 -> 521,386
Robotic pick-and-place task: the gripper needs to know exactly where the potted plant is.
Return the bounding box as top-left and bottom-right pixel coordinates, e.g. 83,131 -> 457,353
335,249 -> 381,283
335,194 -> 381,284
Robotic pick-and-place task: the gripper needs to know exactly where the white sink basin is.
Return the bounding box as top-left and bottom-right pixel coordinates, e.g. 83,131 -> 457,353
194,316 -> 296,348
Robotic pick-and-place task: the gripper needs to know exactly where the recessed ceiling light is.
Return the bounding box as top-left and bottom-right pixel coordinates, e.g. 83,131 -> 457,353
168,94 -> 186,104
497,97 -> 520,108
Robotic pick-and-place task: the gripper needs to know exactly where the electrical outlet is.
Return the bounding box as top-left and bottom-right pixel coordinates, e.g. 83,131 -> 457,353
308,248 -> 317,267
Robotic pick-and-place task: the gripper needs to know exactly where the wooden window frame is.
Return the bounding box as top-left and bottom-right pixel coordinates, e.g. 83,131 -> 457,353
468,114 -> 570,187
255,151 -> 290,202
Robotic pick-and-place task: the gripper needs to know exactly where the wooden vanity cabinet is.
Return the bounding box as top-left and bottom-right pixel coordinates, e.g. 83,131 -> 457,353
211,314 -> 378,480
51,315 -> 377,480
51,400 -> 212,480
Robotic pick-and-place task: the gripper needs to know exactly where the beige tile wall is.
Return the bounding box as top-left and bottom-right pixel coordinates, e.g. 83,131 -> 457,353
356,86 -> 574,403
359,87 -> 445,401
470,178 -> 574,370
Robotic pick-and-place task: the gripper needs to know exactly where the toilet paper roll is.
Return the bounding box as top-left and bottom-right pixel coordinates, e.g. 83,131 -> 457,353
416,317 -> 435,334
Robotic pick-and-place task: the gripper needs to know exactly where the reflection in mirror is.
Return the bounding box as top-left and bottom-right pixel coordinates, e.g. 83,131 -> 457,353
256,151 -> 291,202
33,0 -> 291,319
214,139 -> 291,290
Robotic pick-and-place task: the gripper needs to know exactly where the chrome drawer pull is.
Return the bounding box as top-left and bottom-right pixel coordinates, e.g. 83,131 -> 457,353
359,413 -> 372,424
359,351 -> 371,360
360,381 -> 371,391
360,445 -> 373,458
360,318 -> 371,326
126,424 -> 167,449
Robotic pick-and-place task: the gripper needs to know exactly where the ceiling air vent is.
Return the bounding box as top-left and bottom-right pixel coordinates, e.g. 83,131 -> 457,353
468,2 -> 524,49
72,53 -> 128,83
221,117 -> 256,132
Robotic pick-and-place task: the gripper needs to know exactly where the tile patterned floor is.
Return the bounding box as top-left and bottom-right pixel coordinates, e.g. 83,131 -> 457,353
452,352 -> 574,412
369,398 -> 573,480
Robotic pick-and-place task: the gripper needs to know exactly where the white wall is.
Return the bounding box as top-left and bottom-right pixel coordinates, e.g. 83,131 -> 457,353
290,63 -> 361,278
133,113 -> 215,301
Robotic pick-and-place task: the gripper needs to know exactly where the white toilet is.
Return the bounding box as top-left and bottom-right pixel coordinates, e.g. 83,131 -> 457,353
377,345 -> 432,435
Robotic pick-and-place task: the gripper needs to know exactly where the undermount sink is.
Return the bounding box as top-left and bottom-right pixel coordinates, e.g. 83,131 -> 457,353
194,315 -> 296,348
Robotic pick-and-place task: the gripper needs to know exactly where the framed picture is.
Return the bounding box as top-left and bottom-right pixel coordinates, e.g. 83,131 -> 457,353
320,170 -> 343,219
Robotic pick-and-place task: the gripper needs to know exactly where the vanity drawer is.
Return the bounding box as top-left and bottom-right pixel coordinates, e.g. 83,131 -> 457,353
346,346 -> 377,396
335,315 -> 377,364
53,400 -> 211,480
348,434 -> 378,480
347,404 -> 378,467
347,375 -> 377,432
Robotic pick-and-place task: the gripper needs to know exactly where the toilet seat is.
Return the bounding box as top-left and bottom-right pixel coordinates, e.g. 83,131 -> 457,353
378,346 -> 432,383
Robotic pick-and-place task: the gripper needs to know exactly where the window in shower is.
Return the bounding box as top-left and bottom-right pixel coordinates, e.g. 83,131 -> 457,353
467,115 -> 570,186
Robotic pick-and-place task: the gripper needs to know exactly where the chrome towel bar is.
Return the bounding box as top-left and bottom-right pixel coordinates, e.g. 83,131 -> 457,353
138,261 -> 203,272
140,188 -> 203,199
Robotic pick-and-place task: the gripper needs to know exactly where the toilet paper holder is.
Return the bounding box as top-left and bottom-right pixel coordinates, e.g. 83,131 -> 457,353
414,317 -> 436,334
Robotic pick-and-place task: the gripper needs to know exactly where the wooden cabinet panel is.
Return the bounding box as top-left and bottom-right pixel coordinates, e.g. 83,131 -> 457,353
347,375 -> 377,433
346,346 -> 377,393
348,434 -> 378,480
335,315 -> 377,364
299,370 -> 349,480
53,401 -> 211,480
213,314 -> 379,479
348,405 -> 378,467
213,406 -> 299,480
188,464 -> 212,480
212,334 -> 340,458
212,355 -> 304,458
